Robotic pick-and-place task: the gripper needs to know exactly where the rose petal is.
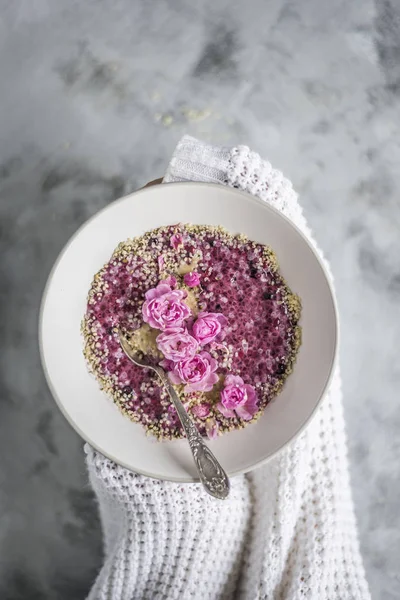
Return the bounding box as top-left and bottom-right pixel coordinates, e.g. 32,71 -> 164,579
145,283 -> 171,301
168,370 -> 182,385
244,384 -> 257,403
158,255 -> 165,270
185,373 -> 218,393
224,374 -> 244,387
215,313 -> 228,327
160,275 -> 177,288
216,402 -> 236,419
205,418 -> 219,440
170,233 -> 184,249
235,403 -> 258,421
160,358 -> 174,371
208,356 -> 218,372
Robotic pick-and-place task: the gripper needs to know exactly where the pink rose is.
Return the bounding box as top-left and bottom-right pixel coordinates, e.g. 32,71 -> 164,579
169,351 -> 219,392
142,282 -> 191,330
217,375 -> 258,421
184,271 -> 201,287
156,327 -> 198,362
192,312 -> 227,346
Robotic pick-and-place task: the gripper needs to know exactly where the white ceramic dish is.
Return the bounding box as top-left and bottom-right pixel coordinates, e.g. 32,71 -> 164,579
39,182 -> 338,482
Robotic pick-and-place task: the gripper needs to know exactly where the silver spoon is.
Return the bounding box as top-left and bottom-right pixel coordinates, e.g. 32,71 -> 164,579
118,330 -> 230,500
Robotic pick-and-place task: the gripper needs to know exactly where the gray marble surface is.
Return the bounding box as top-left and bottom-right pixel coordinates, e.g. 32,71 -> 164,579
0,0 -> 399,598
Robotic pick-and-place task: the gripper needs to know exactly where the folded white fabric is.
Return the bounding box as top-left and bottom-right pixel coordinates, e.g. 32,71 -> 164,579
85,136 -> 370,600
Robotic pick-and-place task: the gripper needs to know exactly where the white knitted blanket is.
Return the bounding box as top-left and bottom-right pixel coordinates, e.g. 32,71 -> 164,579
85,136 -> 370,600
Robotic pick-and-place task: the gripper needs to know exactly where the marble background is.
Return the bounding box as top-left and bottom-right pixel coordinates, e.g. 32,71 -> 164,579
0,0 -> 399,598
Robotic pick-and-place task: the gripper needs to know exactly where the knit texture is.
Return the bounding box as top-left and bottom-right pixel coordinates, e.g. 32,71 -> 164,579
85,135 -> 370,600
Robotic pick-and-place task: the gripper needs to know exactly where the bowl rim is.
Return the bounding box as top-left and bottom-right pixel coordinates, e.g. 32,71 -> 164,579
39,181 -> 339,481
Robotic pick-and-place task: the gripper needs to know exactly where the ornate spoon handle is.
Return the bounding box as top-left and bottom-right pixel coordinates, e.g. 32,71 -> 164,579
156,368 -> 230,500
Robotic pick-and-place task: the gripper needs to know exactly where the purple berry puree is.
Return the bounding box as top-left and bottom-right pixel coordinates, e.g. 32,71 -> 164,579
82,224 -> 301,440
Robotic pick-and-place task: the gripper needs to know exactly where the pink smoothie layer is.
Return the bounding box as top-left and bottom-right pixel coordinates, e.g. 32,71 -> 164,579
82,224 -> 301,440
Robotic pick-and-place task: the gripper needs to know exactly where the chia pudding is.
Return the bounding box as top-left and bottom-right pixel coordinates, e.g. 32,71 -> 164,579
82,224 -> 301,440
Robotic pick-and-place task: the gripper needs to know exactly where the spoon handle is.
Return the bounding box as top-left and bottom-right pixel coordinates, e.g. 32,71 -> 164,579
157,369 -> 230,500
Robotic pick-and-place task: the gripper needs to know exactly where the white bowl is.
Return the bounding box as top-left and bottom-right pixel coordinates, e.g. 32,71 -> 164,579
39,182 -> 338,482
